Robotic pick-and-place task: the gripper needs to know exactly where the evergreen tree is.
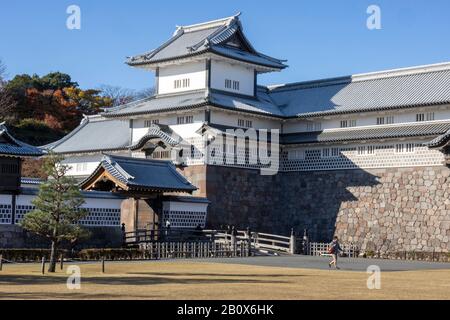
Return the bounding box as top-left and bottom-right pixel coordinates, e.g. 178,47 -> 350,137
20,153 -> 89,272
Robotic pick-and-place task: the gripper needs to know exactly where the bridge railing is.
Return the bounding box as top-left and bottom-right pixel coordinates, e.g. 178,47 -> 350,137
124,228 -> 297,255
308,242 -> 360,258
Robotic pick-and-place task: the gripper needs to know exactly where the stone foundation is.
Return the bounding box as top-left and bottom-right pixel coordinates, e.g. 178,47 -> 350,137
0,225 -> 123,249
2,165 -> 448,253
182,165 -> 450,253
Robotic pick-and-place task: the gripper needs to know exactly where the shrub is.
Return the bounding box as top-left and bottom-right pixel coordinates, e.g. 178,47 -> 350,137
0,249 -> 68,262
78,248 -> 144,261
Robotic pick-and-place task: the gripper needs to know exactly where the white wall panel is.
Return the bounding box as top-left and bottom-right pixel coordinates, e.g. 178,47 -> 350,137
158,61 -> 206,94
211,60 -> 254,96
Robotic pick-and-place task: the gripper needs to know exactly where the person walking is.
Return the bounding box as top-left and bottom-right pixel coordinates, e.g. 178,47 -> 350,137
165,220 -> 171,237
328,236 -> 342,269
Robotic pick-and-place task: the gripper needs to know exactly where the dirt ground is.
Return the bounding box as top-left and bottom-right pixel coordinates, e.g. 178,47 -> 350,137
0,260 -> 449,300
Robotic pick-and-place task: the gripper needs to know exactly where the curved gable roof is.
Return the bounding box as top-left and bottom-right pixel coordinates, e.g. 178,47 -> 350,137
126,14 -> 286,70
80,154 -> 197,193
0,123 -> 44,157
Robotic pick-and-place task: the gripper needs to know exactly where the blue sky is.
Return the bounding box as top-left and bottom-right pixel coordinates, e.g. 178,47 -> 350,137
0,0 -> 449,90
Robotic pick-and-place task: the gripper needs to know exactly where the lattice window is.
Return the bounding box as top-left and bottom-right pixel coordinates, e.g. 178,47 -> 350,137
406,143 -> 415,153
416,113 -> 425,122
76,163 -> 88,172
163,210 -> 207,229
15,205 -> 35,224
306,122 -> 322,132
357,146 -> 366,155
152,150 -> 172,159
79,208 -> 121,227
281,141 -> 443,172
177,116 -> 185,125
1,163 -> 19,174
331,148 -> 340,157
177,116 -> 193,125
0,204 -> 12,224
305,149 -> 321,160
13,205 -> 121,227
395,144 -> 404,153
174,78 -> 190,89
144,119 -> 159,127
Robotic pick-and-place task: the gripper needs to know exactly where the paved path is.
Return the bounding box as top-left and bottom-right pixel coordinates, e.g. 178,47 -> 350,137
193,255 -> 450,272
13,255 -> 447,272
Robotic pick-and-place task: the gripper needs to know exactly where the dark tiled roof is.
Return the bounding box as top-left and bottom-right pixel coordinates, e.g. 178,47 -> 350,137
129,124 -> 182,150
0,123 -> 44,157
126,14 -> 286,70
44,117 -> 131,154
209,88 -> 284,116
21,177 -> 44,186
269,63 -> 450,118
426,129 -> 450,148
103,91 -> 209,118
163,196 -> 210,204
103,88 -> 283,118
281,121 -> 450,145
20,186 -> 126,199
81,154 -> 197,193
106,63 -> 450,119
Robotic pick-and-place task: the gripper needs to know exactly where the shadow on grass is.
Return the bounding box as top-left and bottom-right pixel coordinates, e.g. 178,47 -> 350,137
0,292 -> 162,300
128,272 -> 307,278
0,274 -> 292,287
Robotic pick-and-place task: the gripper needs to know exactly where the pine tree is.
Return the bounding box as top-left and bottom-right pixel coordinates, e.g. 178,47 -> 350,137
20,153 -> 89,272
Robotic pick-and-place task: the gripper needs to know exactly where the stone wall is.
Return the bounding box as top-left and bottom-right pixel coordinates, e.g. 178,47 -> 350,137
333,166 -> 450,253
0,225 -> 56,248
204,165 -> 283,231
182,164 -> 450,254
0,225 -> 123,249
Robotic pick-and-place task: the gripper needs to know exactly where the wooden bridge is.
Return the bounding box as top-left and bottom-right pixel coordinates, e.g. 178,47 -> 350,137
123,228 -> 297,256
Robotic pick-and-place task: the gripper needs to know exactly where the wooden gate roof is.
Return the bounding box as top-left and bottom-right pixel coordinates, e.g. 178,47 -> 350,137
80,154 -> 197,194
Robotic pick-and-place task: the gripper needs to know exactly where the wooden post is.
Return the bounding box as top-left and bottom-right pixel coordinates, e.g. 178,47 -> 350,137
0,254 -> 3,271
289,228 -> 296,255
41,257 -> 45,275
121,223 -> 126,247
157,242 -> 161,260
231,228 -> 237,257
246,228 -> 252,257
60,253 -> 64,270
156,242 -> 161,260
101,257 -> 105,273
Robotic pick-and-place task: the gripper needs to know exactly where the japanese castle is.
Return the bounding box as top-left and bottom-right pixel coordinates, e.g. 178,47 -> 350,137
2,14 -> 450,253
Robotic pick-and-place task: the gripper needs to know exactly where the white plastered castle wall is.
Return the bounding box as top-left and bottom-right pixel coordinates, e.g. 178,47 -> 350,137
210,109 -> 281,130
63,153 -> 129,177
131,112 -> 205,144
210,59 -> 255,96
158,61 -> 206,95
282,139 -> 445,172
162,200 -> 209,229
0,192 -> 123,226
283,105 -> 450,133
